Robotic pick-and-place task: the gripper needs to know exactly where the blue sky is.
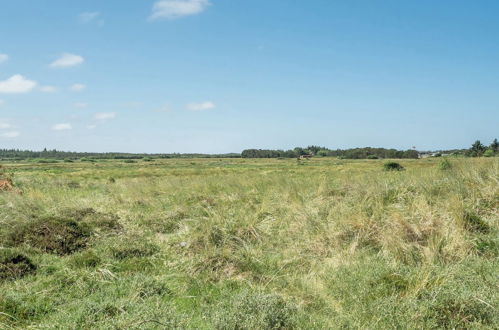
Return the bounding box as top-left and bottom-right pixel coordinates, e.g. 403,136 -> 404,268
0,0 -> 498,153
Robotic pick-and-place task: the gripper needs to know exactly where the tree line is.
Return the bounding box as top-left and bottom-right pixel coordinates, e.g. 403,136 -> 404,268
0,139 -> 496,161
0,148 -> 239,161
242,146 -> 420,159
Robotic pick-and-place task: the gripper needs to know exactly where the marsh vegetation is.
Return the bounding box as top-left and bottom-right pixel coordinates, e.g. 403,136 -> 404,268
0,157 -> 497,328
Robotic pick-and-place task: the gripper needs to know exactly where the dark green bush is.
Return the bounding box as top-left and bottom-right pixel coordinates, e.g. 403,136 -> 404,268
383,162 -> 405,171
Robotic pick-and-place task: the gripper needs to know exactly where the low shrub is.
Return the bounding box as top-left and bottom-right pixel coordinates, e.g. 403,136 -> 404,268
5,216 -> 92,255
0,249 -> 36,280
483,149 -> 494,157
383,162 -> 405,171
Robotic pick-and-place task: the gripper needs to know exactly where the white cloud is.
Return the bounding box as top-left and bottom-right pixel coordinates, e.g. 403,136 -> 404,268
74,102 -> 88,108
0,122 -> 12,129
150,0 -> 210,20
0,75 -> 37,94
70,83 -> 86,92
80,12 -> 100,22
1,131 -> 20,138
52,123 -> 72,131
50,53 -> 84,68
186,101 -> 216,111
94,112 -> 117,120
0,54 -> 8,64
39,85 -> 58,93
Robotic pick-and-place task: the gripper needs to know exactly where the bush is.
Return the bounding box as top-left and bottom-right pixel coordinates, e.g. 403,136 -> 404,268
483,149 -> 494,157
383,162 -> 405,171
438,158 -> 452,170
367,155 -> 379,159
0,249 -> 36,280
5,216 -> 92,255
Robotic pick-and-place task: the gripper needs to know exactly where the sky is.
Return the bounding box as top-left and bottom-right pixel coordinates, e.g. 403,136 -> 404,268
0,0 -> 498,153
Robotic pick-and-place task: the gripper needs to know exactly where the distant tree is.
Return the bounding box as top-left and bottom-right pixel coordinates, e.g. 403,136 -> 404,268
490,138 -> 499,153
306,146 -> 323,155
470,140 -> 486,157
316,150 -> 329,157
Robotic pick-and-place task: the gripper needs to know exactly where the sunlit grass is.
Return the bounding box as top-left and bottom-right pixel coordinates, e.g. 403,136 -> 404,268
0,157 -> 497,328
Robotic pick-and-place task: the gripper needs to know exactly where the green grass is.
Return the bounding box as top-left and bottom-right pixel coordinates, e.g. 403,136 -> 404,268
0,157 -> 498,329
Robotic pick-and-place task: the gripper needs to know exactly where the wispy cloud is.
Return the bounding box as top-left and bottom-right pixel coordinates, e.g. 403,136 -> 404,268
0,54 -> 8,64
80,12 -> 100,22
50,53 -> 84,68
0,121 -> 12,129
39,85 -> 58,93
1,131 -> 20,138
94,112 -> 117,120
52,123 -> 72,131
186,101 -> 216,111
74,102 -> 88,108
0,75 -> 37,94
70,83 -> 86,92
150,0 -> 211,20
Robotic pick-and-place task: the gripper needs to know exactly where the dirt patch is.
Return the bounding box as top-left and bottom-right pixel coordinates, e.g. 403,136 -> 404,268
0,178 -> 14,192
0,249 -> 37,280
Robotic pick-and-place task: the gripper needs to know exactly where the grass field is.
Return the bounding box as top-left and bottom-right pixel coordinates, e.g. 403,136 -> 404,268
0,157 -> 498,329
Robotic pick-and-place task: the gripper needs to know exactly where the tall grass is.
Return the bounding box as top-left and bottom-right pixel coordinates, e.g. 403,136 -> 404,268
0,158 -> 497,328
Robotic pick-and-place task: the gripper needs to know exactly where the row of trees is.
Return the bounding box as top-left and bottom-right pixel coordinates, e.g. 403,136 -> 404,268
0,148 -> 240,161
242,146 -> 420,159
1,139 -> 496,161
467,139 -> 498,157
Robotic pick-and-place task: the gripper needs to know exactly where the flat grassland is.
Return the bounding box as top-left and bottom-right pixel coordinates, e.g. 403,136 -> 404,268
1,158 -> 498,329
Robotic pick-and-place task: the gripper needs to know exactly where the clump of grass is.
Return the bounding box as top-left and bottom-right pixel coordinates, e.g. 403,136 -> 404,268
69,250 -> 102,268
462,210 -> 490,233
430,296 -> 495,328
438,158 -> 452,170
61,208 -> 122,232
110,240 -> 159,260
211,291 -> 297,330
5,216 -> 92,255
0,249 -> 36,280
383,162 -> 405,171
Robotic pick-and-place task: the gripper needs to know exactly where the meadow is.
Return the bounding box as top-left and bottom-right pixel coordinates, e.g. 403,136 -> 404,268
0,157 -> 497,329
